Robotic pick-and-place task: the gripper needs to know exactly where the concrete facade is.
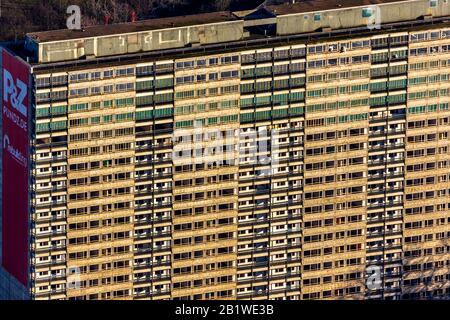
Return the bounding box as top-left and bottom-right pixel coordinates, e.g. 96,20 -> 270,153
2,0 -> 450,300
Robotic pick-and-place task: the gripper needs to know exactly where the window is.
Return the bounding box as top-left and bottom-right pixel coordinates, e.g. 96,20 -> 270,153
220,70 -> 239,79
221,56 -> 239,64
352,40 -> 370,49
176,76 -> 194,84
154,93 -> 173,104
136,65 -> 153,76
51,121 -> 67,131
308,60 -> 324,68
70,118 -> 88,127
116,67 -> 134,76
70,103 -> 88,112
175,120 -> 193,129
176,61 -> 194,69
362,8 -> 373,18
36,123 -> 49,133
196,59 -> 206,67
91,71 -> 101,80
115,83 -> 134,92
176,90 -> 194,100
209,73 -> 218,81
136,80 -> 153,91
70,73 -> 89,82
136,95 -> 153,106
135,110 -> 153,120
155,78 -> 173,89
116,113 -> 134,122
36,92 -> 50,102
91,116 -> 100,124
103,70 -> 114,78
103,85 -> 113,93
154,108 -> 173,118
69,88 -> 88,97
91,86 -> 101,95
36,77 -> 51,88
308,45 -> 324,54
291,47 -> 306,57
116,98 -> 134,107
209,58 -> 218,65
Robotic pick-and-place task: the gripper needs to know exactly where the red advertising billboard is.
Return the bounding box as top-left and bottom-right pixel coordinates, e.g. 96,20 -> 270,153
2,49 -> 30,287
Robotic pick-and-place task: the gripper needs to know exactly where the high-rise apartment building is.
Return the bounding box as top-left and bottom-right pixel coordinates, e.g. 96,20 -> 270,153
1,0 -> 450,300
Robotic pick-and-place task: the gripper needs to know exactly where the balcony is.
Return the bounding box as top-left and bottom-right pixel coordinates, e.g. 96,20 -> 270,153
133,274 -> 171,284
368,172 -> 404,181
134,245 -> 171,256
134,216 -> 172,226
367,186 -> 403,196
368,158 -> 404,168
369,128 -> 405,138
366,243 -> 402,253
238,213 -> 301,227
133,260 -> 171,270
368,142 -> 405,152
366,229 -> 402,239
367,200 -> 403,209
367,214 -> 402,223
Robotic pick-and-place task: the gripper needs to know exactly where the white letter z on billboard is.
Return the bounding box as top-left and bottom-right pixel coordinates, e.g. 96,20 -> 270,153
3,68 -> 28,117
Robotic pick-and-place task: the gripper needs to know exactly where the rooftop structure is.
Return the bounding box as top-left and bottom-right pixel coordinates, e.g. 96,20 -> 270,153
20,0 -> 449,64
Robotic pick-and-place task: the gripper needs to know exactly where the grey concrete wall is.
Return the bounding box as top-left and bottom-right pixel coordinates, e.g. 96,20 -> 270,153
276,0 -> 450,35
37,21 -> 245,63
